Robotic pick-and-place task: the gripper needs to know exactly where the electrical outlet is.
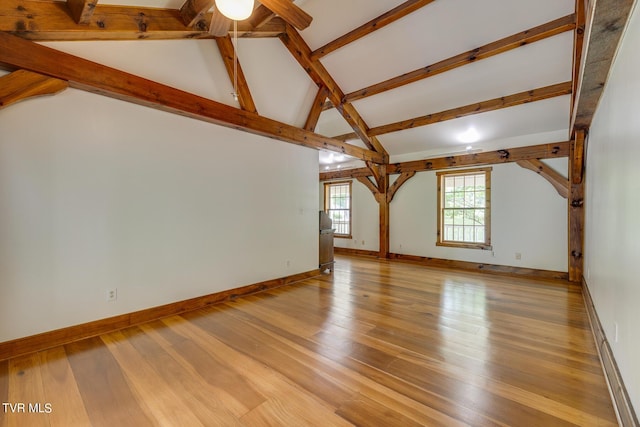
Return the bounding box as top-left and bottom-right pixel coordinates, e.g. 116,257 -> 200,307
286,260 -> 291,268
106,288 -> 117,302
515,252 -> 522,260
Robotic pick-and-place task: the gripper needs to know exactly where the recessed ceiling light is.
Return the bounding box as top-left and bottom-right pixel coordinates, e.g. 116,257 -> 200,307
458,127 -> 480,143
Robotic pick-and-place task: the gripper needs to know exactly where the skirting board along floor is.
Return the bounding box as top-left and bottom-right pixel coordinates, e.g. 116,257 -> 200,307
334,247 -> 569,281
0,269 -> 321,362
582,278 -> 639,426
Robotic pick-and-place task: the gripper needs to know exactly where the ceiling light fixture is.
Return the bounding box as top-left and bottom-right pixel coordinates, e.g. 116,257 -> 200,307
213,1 -> 254,102
458,127 -> 480,144
215,0 -> 255,21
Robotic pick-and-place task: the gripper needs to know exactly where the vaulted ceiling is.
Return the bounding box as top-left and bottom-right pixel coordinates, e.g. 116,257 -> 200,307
0,0 -> 590,169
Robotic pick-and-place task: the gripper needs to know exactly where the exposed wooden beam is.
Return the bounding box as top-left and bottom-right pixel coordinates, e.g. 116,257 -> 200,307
215,34 -> 258,113
378,165 -> 390,258
280,24 -> 388,160
310,0 -> 436,61
304,86 -> 329,132
66,0 -> 98,25
571,0 -> 636,132
568,130 -> 586,282
259,0 -> 312,31
321,100 -> 334,111
368,82 -> 572,137
388,142 -> 570,174
332,132 -> 358,142
0,31 -> 384,163
208,9 -> 231,37
343,14 -> 576,104
248,4 -> 276,29
319,142 -> 570,180
0,0 -> 286,41
320,167 -> 371,181
356,176 -> 379,198
179,0 -> 214,29
571,0 -> 586,120
0,69 -> 68,108
571,127 -> 586,184
387,171 -> 416,203
516,159 -> 569,198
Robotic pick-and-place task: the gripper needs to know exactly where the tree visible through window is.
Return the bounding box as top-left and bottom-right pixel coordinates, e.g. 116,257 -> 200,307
324,181 -> 351,237
437,168 -> 492,249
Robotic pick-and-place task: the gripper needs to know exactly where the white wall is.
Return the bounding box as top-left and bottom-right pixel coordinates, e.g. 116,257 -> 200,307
0,44 -> 319,342
322,160 -> 568,272
584,3 -> 640,414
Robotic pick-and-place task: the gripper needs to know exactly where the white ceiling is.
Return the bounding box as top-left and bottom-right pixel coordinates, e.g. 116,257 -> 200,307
43,0 -> 576,169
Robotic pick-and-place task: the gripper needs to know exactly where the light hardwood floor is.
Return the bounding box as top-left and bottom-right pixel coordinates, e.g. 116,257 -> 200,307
0,255 -> 617,426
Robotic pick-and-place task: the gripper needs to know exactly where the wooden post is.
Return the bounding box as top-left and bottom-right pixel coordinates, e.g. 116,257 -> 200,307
568,129 -> 586,282
377,164 -> 390,259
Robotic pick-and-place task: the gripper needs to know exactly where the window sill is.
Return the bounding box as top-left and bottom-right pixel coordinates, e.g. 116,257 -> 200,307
436,241 -> 493,250
334,235 -> 352,239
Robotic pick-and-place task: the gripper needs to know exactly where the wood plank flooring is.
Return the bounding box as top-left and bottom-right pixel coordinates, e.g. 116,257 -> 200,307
0,255 -> 618,426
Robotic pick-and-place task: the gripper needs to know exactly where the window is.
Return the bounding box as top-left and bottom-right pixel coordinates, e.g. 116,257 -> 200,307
437,168 -> 492,250
324,181 -> 351,238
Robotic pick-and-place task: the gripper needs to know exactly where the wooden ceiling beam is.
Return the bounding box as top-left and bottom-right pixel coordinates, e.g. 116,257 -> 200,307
319,142 -> 570,180
304,86 -> 329,132
248,4 -> 276,29
571,0 -> 586,120
179,0 -> 215,29
208,8 -> 232,37
279,24 -> 388,161
517,159 -> 569,198
343,14 -> 576,104
332,132 -> 359,142
368,81 -> 572,137
310,0 -> 436,60
0,0 -> 286,41
66,0 -> 98,25
571,0 -> 636,132
0,69 -> 68,108
215,34 -> 258,113
0,31 -> 384,164
387,171 -> 416,203
259,0 -> 312,31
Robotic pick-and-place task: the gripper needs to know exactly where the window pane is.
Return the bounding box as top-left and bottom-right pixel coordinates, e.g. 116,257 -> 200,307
454,192 -> 465,208
444,209 -> 454,225
465,191 -> 475,207
454,176 -> 465,191
476,191 -> 485,207
464,209 -> 475,225
453,209 -> 462,225
465,176 -> 475,190
444,193 -> 454,208
326,182 -> 351,236
444,226 -> 453,240
437,170 -> 490,247
445,177 -> 455,192
464,226 -> 474,242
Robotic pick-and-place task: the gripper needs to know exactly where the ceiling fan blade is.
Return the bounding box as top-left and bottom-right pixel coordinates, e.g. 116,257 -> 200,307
210,7 -> 232,37
259,0 -> 312,30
